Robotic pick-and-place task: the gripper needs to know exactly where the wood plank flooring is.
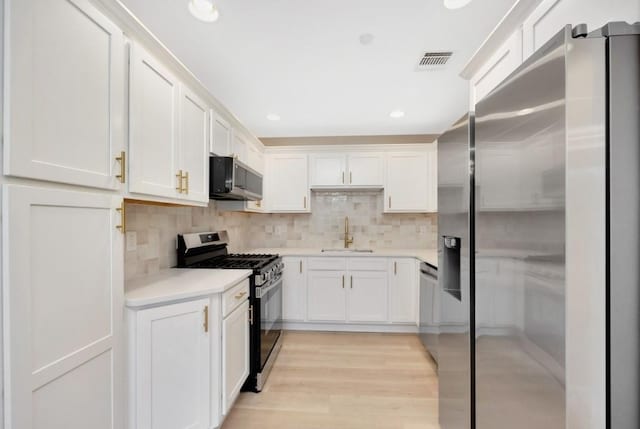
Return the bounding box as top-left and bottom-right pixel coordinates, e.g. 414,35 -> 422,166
222,331 -> 439,429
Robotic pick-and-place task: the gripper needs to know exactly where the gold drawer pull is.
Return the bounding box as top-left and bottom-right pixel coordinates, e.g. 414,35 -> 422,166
176,170 -> 183,193
115,151 -> 126,183
182,171 -> 189,194
234,291 -> 247,299
116,201 -> 125,233
203,305 -> 209,333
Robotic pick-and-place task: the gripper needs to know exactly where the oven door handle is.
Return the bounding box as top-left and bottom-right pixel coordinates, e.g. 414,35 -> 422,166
256,276 -> 282,298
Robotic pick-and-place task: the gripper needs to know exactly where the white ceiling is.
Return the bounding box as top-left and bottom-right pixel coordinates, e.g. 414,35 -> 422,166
120,0 -> 516,137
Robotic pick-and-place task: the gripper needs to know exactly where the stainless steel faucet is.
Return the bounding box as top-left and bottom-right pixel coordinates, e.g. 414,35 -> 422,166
344,216 -> 354,248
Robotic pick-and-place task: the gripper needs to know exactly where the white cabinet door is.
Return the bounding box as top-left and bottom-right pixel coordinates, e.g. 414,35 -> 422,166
282,257 -> 307,321
471,30 -> 523,103
310,154 -> 347,187
522,0 -> 640,60
3,185 -> 123,429
307,271 -> 347,322
129,43 -> 180,199
178,85 -> 210,203
427,144 -> 438,212
389,259 -> 418,323
247,141 -> 265,174
266,154 -> 310,212
347,271 -> 388,322
384,152 -> 431,212
347,153 -> 384,187
222,301 -> 250,415
231,131 -> 248,164
211,112 -> 232,156
5,0 -> 125,190
135,299 -> 210,429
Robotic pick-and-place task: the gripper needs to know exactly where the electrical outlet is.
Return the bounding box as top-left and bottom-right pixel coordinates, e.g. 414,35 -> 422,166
126,231 -> 137,252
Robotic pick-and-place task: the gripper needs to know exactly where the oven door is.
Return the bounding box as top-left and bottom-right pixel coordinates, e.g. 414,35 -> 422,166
258,274 -> 283,371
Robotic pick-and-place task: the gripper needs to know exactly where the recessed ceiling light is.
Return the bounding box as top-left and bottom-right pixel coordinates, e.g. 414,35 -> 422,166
266,114 -> 281,121
443,0 -> 472,10
389,110 -> 405,118
188,0 -> 219,22
359,33 -> 375,45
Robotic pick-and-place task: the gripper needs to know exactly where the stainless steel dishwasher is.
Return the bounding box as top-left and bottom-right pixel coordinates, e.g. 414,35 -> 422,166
419,261 -> 439,364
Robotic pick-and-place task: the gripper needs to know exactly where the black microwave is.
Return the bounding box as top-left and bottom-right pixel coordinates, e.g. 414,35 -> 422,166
209,156 -> 263,201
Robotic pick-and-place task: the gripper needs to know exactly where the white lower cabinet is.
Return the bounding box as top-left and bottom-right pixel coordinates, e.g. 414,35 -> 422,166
301,257 -> 417,326
389,258 -> 419,323
222,301 -> 250,415
128,280 -> 250,429
131,299 -> 211,429
347,270 -> 388,322
282,257 -> 307,321
307,270 -> 347,322
3,185 -> 124,429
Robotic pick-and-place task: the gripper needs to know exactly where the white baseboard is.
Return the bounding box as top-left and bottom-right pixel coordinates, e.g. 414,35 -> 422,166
281,321 -> 418,334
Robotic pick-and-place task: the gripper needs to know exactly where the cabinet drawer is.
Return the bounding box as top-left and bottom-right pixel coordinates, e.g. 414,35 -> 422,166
307,257 -> 346,271
348,257 -> 387,271
223,279 -> 250,317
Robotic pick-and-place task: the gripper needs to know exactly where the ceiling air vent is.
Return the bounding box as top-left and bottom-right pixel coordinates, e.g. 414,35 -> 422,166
417,51 -> 453,70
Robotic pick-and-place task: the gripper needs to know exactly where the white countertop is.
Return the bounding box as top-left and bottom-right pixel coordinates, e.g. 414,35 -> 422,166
125,268 -> 252,308
244,248 -> 438,268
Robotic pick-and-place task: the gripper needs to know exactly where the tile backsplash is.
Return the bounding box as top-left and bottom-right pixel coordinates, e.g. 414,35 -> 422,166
245,191 -> 437,250
125,203 -> 249,282
125,191 -> 437,283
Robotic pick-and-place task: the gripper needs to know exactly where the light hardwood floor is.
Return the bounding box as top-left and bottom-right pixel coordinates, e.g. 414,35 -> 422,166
222,331 -> 439,429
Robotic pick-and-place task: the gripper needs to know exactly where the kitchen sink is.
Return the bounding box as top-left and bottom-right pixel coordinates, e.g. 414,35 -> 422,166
321,248 -> 374,253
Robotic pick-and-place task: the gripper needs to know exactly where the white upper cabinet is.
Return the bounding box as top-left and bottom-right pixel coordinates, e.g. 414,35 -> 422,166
309,152 -> 383,188
384,150 -> 435,213
129,42 -> 212,205
132,299 -> 211,429
178,86 -> 210,204
310,154 -> 347,187
231,131 -> 248,163
4,0 -> 125,190
348,153 -> 384,187
129,43 -> 180,200
210,112 -> 232,156
247,141 -> 265,174
472,30 -> 523,104
266,154 -> 310,212
3,185 -> 124,429
522,0 -> 640,60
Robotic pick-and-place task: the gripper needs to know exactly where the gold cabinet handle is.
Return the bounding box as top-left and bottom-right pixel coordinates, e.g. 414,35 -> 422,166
299,260 -> 302,273
303,196 -> 307,209
234,291 -> 247,299
203,305 -> 209,333
116,201 -> 125,233
176,170 -> 183,193
249,305 -> 254,325
350,171 -> 352,184
342,171 -> 345,184
388,196 -> 392,208
342,275 -> 345,289
115,151 -> 126,183
350,275 -> 353,289
394,261 -> 397,275
182,171 -> 189,194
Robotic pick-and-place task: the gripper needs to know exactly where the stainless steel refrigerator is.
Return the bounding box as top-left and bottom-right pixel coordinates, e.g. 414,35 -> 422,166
437,22 -> 639,429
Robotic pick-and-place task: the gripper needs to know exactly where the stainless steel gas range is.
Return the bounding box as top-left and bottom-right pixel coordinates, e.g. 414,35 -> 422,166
177,231 -> 283,392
